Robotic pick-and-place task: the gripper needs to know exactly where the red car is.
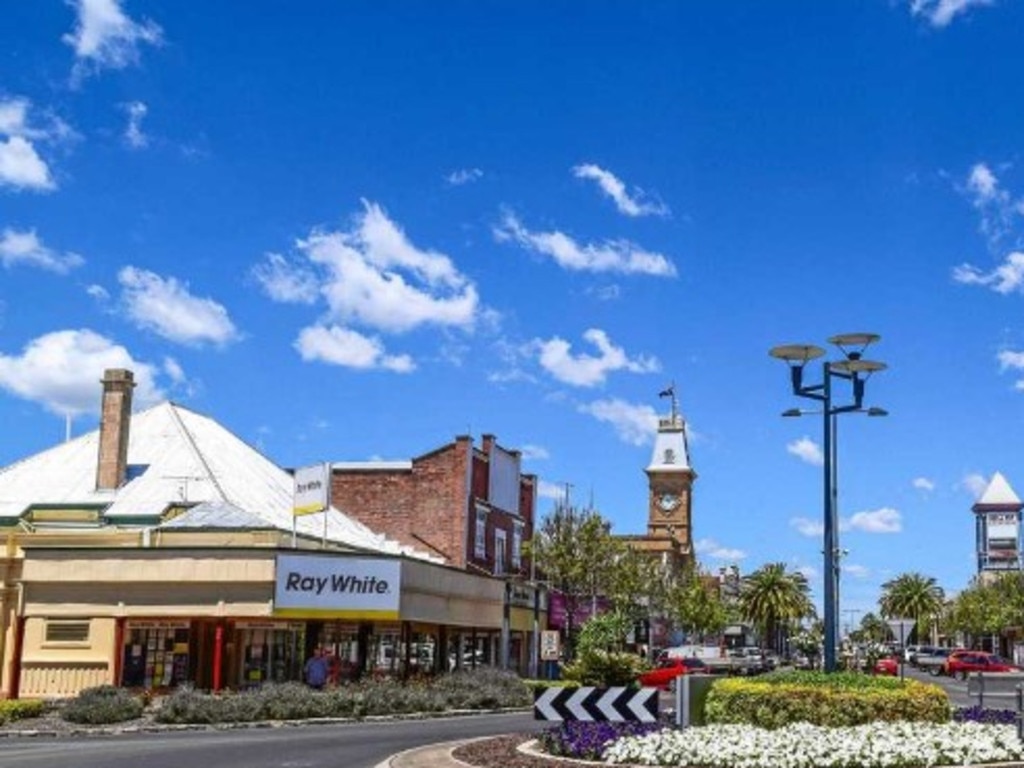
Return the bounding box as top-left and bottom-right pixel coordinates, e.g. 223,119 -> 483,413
873,656 -> 899,676
943,651 -> 1018,680
638,656 -> 710,689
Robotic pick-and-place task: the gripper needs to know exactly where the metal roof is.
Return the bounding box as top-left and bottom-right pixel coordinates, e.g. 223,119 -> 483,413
975,471 -> 1022,508
0,401 -> 436,559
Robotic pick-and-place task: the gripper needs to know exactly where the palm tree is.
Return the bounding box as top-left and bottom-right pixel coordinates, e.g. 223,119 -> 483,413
878,572 -> 944,645
738,563 -> 814,653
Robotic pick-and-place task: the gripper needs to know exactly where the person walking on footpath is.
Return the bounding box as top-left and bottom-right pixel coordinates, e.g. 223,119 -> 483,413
305,647 -> 329,690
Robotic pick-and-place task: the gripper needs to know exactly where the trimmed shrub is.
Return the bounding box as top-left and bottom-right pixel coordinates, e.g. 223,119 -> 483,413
559,650 -> 648,687
704,671 -> 950,728
156,667 -> 530,724
430,667 -> 531,709
0,699 -> 46,724
61,685 -> 144,724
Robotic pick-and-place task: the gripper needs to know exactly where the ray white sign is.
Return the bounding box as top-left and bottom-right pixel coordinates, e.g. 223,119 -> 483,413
274,554 -> 402,617
293,463 -> 330,516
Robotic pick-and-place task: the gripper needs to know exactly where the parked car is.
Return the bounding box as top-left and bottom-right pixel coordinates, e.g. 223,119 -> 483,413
943,651 -> 1018,680
873,656 -> 899,676
638,655 -> 710,690
915,647 -> 955,676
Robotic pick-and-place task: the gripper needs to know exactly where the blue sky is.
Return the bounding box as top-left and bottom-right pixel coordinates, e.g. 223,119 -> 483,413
3,0 -> 1024,625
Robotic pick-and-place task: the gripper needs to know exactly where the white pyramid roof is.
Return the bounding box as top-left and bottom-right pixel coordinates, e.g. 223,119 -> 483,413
0,402 -> 436,560
975,472 -> 1022,507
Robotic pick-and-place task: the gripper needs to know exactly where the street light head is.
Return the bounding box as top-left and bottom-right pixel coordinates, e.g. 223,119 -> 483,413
769,344 -> 826,366
781,408 -> 804,418
828,333 -> 881,358
866,407 -> 889,417
831,359 -> 887,376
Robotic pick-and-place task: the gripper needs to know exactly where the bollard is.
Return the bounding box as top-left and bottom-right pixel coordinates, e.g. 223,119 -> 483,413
978,673 -> 986,710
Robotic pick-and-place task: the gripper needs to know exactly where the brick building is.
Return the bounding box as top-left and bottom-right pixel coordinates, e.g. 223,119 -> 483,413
329,434 -> 541,673
330,434 -> 537,578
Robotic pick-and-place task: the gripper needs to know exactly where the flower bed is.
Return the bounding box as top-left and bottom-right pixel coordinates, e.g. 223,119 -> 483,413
602,721 -> 1024,767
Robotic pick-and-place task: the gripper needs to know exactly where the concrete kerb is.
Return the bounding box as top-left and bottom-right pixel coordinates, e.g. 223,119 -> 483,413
374,737 -> 487,768
0,706 -> 531,740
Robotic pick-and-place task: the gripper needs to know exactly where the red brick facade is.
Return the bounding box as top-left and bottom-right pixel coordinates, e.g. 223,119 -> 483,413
330,434 -> 536,577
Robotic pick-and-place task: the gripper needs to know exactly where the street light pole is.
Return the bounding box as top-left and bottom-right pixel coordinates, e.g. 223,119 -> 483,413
770,334 -> 887,673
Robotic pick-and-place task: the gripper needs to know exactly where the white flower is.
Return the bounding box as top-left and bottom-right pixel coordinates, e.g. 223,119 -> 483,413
602,721 -> 1024,767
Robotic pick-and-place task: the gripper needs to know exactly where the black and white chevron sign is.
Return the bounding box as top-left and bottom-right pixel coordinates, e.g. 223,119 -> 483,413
533,686 -> 658,722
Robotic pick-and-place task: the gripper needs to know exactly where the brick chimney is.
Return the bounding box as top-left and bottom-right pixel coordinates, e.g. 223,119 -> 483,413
95,369 -> 135,491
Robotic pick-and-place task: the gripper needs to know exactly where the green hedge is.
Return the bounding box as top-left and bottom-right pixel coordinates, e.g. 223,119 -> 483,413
0,699 -> 46,724
704,671 -> 950,728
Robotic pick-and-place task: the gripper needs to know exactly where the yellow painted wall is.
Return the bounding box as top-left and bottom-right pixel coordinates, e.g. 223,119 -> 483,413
19,617 -> 116,698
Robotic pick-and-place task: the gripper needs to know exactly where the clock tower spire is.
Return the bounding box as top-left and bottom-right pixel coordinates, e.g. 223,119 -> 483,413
645,383 -> 696,558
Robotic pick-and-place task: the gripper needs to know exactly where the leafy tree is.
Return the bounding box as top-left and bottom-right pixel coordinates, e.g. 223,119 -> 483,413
878,572 -> 944,644
525,504 -> 620,659
946,574 -> 1020,646
575,609 -> 634,655
665,565 -> 728,643
738,562 -> 814,653
604,543 -> 670,623
858,612 -> 889,643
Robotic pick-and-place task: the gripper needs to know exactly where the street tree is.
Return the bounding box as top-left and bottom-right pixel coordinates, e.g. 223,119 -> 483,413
738,562 -> 814,653
878,572 -> 944,644
525,503 -> 620,659
664,564 -> 728,644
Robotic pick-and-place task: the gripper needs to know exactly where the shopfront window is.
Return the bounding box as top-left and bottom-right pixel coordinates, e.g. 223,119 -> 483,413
121,621 -> 190,689
236,621 -> 304,687
370,625 -> 402,674
318,622 -> 360,684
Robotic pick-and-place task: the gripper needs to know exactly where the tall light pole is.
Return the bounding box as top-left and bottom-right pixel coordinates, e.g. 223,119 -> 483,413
770,333 -> 887,673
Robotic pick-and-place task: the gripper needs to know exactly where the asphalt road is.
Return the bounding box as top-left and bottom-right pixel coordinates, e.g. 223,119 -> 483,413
0,712 -> 542,768
0,671 -> 1002,768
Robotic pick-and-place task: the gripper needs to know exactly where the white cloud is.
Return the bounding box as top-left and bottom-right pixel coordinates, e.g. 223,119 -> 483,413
118,266 -> 240,347
694,537 -> 746,561
122,100 -> 148,148
163,356 -> 184,384
961,472 -> 989,498
786,436 -> 824,466
294,324 -> 414,373
790,517 -> 824,537
843,563 -> 870,578
63,0 -> 163,82
952,252 -> 1024,294
912,477 -> 936,492
493,211 -> 677,277
909,0 -> 994,27
86,283 -> 110,301
252,253 -> 319,304
796,565 -> 818,580
283,200 -> 480,334
996,349 -> 1024,390
0,329 -> 163,416
847,507 -> 902,533
446,168 -> 482,186
0,98 -> 65,192
578,398 -> 659,446
537,480 -> 567,500
572,163 -> 669,218
0,228 -> 84,274
520,444 -> 550,461
586,284 -> 621,302
532,328 -> 659,387
957,162 -> 1022,248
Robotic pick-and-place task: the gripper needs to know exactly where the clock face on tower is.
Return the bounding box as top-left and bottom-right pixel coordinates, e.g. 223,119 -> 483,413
657,493 -> 680,513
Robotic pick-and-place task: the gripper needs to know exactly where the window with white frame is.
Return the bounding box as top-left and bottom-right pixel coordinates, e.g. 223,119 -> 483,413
512,521 -> 523,570
494,528 -> 507,575
474,507 -> 488,559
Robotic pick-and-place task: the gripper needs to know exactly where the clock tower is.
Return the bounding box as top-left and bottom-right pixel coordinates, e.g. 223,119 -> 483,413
645,385 -> 695,558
